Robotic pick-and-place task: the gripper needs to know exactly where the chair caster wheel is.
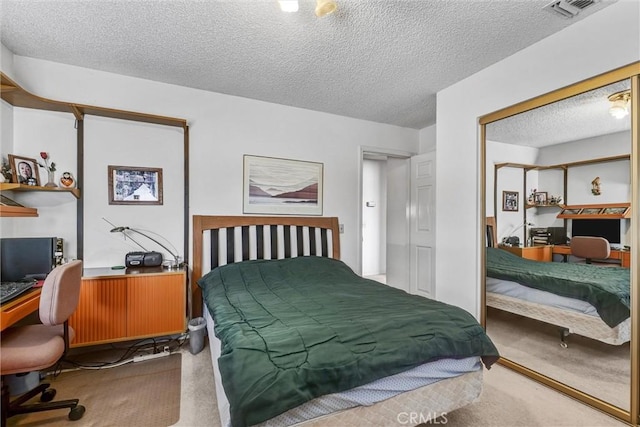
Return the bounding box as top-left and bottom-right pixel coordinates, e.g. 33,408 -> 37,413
560,342 -> 568,349
40,388 -> 56,402
69,405 -> 85,421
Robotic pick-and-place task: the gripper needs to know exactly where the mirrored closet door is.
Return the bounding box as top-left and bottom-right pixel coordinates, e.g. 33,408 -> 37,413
480,63 -> 639,424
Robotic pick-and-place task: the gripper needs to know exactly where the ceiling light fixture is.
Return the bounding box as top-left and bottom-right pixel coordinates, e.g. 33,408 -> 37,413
608,90 -> 631,119
279,0 -> 299,13
315,0 -> 337,17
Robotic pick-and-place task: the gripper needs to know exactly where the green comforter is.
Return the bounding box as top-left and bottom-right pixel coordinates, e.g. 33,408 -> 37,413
486,247 -> 630,328
198,256 -> 499,427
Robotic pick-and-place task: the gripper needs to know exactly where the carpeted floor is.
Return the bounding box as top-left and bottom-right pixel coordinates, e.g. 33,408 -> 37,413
486,307 -> 630,411
3,337 -> 628,427
175,342 -> 625,427
7,353 -> 181,427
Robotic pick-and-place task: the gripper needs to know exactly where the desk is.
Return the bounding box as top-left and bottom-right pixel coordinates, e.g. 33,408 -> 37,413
0,288 -> 41,331
2,268 -> 186,343
552,245 -> 631,267
499,245 -> 553,262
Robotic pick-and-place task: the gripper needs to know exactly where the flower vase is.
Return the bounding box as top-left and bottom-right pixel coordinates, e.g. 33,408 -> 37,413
45,170 -> 58,188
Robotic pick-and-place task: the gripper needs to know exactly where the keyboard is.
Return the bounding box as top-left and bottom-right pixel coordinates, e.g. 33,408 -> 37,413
0,281 -> 36,304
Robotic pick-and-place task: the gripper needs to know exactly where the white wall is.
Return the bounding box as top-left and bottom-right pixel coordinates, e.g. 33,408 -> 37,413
419,125 -> 436,153
435,0 -> 640,317
1,109 -> 78,259
0,52 -> 419,270
83,116 -> 185,267
1,45 -> 15,181
488,133 -> 632,245
536,130 -> 631,165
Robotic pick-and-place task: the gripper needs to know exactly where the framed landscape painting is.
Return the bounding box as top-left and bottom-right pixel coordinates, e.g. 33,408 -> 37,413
243,155 -> 323,215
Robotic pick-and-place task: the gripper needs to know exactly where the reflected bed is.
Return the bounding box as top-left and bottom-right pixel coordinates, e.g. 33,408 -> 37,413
486,247 -> 630,345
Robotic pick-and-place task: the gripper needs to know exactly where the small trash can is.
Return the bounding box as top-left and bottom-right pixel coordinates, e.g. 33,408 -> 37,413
188,317 -> 207,355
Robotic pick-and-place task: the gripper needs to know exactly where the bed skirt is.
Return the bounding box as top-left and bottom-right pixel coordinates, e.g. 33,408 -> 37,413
487,292 -> 630,345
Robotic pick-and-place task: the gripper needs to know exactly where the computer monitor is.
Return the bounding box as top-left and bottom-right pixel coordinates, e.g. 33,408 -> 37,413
0,237 -> 57,282
571,219 -> 621,245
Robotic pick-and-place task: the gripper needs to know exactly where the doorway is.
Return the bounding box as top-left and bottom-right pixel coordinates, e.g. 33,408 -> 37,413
359,147 -> 414,291
362,157 -> 387,283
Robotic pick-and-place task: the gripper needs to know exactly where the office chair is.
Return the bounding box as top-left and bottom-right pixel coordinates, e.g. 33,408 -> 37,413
570,236 -> 612,265
1,260 -> 85,426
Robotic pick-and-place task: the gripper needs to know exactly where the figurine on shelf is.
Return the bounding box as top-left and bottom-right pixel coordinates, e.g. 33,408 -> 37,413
59,171 -> 76,189
591,176 -> 601,196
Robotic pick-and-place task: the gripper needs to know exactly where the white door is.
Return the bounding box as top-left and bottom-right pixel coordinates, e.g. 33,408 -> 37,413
409,151 -> 436,298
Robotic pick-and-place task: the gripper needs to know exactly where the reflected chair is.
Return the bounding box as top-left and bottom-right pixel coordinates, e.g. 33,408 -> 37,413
570,236 -> 612,265
1,260 -> 85,425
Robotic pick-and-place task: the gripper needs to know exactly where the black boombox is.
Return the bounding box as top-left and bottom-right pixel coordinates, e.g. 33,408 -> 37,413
125,251 -> 163,267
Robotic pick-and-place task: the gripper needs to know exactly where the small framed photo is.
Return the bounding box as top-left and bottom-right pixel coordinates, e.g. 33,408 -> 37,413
108,165 -> 163,205
602,207 -> 627,215
561,208 -> 582,215
533,191 -> 548,205
7,154 -> 40,186
502,191 -> 519,211
581,207 -> 602,215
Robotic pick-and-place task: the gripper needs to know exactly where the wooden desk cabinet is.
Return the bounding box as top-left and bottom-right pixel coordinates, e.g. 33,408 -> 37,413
69,268 -> 186,347
499,245 -> 553,262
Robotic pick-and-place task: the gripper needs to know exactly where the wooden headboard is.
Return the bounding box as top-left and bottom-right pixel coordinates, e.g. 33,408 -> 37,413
486,217 -> 498,248
191,215 -> 341,317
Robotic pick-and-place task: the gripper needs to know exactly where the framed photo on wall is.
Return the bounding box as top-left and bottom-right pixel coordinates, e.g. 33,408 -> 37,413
243,155 -> 323,215
502,191 -> 518,211
108,165 -> 163,205
8,154 -> 40,186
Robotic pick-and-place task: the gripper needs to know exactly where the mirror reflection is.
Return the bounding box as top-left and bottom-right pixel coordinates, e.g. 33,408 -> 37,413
484,79 -> 631,411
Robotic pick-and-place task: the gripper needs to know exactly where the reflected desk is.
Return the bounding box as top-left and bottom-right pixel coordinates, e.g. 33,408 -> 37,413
498,244 -> 553,262
0,288 -> 41,331
552,245 -> 631,267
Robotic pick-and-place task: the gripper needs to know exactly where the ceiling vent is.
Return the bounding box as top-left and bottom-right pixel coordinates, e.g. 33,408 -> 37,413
543,0 -> 598,18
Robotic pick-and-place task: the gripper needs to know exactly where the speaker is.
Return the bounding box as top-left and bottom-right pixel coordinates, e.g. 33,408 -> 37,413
125,251 -> 163,267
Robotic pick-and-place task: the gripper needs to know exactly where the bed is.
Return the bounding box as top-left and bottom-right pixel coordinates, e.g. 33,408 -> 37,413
485,246 -> 630,346
192,215 -> 499,427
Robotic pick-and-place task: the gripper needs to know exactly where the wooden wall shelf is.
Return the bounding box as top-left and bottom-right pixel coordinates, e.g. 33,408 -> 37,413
0,205 -> 38,217
526,203 -> 565,209
1,72 -> 187,129
0,183 -> 80,199
495,154 -> 630,171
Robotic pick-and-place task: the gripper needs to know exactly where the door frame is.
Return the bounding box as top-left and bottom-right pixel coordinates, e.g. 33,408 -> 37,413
357,146 -> 415,276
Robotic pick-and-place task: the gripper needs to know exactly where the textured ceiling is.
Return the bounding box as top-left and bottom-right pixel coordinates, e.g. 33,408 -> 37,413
0,0 -> 617,130
486,79 -> 632,148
